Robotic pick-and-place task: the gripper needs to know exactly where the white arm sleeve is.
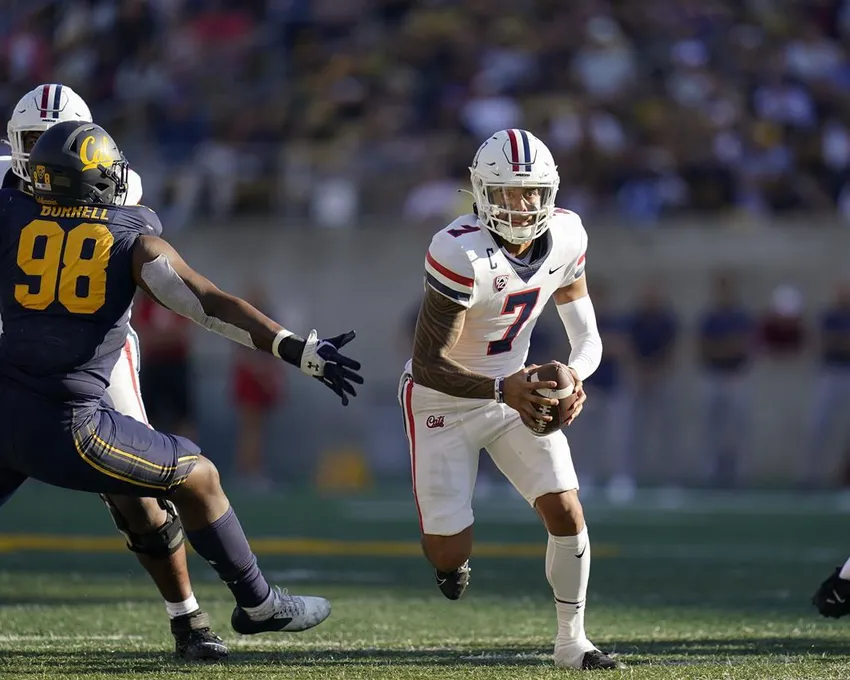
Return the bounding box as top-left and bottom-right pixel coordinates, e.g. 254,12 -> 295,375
557,296 -> 602,381
140,254 -> 257,349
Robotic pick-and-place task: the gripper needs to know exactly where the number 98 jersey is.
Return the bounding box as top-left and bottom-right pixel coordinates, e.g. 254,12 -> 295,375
0,188 -> 161,403
417,209 -> 588,379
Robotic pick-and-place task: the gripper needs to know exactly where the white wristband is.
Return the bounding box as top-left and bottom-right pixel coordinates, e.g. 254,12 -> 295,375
271,328 -> 294,359
494,376 -> 505,403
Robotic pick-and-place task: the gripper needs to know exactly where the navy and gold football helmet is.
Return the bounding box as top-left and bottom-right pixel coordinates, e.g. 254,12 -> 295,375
27,120 -> 128,206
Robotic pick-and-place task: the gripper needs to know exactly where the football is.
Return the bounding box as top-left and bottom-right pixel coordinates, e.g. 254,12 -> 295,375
526,362 -> 577,436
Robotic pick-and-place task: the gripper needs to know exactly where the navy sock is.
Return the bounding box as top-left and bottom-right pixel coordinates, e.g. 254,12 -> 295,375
185,507 -> 271,608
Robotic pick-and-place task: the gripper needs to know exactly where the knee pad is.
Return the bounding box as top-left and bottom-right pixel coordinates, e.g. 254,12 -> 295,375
101,495 -> 185,558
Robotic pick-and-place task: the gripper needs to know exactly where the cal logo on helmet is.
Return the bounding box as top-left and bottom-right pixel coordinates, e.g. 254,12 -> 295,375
78,135 -> 116,171
28,121 -> 129,206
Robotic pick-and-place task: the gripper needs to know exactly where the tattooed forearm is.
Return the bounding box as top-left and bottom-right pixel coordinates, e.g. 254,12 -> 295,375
411,288 -> 495,399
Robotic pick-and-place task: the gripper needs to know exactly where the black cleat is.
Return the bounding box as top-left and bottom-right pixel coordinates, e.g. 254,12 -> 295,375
580,649 -> 624,670
435,560 -> 471,600
813,567 -> 850,618
171,610 -> 228,661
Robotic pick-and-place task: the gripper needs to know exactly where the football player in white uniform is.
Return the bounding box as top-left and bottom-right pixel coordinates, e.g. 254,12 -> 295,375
2,84 -> 226,660
400,129 -> 620,670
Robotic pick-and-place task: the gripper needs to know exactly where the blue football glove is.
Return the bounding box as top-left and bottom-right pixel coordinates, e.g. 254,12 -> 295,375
299,330 -> 364,406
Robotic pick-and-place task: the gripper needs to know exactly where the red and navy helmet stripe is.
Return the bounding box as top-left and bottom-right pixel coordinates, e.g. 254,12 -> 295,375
506,129 -> 532,172
38,84 -> 63,120
52,84 -> 63,118
39,85 -> 50,118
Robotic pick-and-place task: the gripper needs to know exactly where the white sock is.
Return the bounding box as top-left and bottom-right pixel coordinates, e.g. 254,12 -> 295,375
839,555 -> 850,580
165,594 -> 199,619
547,527 -> 593,651
242,587 -> 276,621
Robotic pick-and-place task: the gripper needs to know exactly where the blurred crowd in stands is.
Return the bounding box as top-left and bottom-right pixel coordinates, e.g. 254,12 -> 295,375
6,0 -> 850,228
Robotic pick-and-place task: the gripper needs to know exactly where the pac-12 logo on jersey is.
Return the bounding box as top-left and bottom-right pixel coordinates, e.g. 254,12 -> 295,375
494,275 -> 509,292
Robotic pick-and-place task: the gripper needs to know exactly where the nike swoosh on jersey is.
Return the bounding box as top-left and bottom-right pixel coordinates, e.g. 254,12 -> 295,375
549,264 -> 565,274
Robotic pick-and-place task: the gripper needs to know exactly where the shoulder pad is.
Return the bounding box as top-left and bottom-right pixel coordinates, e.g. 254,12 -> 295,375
424,226 -> 477,307
552,209 -> 588,284
120,204 -> 163,237
551,208 -> 583,228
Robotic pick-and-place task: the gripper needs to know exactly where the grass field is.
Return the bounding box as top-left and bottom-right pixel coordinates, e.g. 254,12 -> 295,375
2,484 -> 850,679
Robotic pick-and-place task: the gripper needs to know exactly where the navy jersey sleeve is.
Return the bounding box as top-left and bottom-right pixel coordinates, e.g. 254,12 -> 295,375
108,204 -> 162,239
0,188 -> 16,225
0,188 -> 23,262
1,170 -> 19,190
132,205 -> 163,237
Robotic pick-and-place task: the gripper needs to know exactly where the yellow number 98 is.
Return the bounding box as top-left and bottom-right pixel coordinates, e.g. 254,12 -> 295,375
15,219 -> 114,315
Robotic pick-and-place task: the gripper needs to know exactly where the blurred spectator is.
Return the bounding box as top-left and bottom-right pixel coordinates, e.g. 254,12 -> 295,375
171,118 -> 258,227
697,272 -> 755,487
627,281 -> 680,485
570,280 -> 633,502
151,94 -> 211,230
132,293 -> 195,439
571,16 -> 636,103
231,283 -> 283,491
402,160 -> 465,226
759,285 -> 806,356
802,280 -> 850,487
460,76 -> 523,140
367,301 -> 420,480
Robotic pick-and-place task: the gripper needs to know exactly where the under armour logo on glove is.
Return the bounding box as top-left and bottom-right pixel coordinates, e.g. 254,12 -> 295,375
299,329 -> 364,406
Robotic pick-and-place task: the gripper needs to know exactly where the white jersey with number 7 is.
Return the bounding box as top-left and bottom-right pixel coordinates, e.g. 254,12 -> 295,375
406,208 -> 587,380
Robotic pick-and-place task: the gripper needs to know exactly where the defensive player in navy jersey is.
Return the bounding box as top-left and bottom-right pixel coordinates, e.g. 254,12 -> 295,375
3,84 -> 220,660
0,120 -> 363,647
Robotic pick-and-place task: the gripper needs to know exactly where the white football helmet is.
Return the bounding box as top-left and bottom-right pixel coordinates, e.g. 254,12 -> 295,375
469,129 -> 560,244
7,84 -> 93,182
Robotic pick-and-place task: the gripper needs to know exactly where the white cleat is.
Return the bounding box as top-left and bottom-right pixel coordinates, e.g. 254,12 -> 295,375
231,587 -> 332,634
555,642 -> 623,670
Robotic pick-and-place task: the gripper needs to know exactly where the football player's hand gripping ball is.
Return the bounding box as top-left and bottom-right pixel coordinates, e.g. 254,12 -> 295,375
502,365 -> 560,429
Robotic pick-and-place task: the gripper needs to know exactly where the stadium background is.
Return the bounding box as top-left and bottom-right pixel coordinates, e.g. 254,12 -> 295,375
4,0 -> 850,496
4,2 -> 850,678
5,0 -> 850,495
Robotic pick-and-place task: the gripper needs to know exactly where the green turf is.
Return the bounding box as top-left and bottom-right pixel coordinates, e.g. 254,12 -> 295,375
2,485 -> 850,678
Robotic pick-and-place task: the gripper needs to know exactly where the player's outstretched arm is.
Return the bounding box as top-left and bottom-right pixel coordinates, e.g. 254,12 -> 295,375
131,235 -> 363,405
